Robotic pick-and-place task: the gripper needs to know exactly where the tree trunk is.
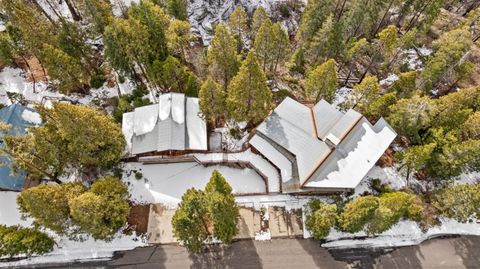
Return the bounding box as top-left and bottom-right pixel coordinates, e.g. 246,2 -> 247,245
21,56 -> 36,93
64,0 -> 82,21
30,0 -> 56,25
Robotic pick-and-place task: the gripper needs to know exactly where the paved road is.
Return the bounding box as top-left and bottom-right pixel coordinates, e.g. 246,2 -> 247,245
23,235 -> 480,269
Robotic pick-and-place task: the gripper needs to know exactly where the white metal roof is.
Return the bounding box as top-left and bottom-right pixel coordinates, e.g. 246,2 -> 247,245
252,98 -> 396,191
305,118 -> 396,189
122,93 -> 208,155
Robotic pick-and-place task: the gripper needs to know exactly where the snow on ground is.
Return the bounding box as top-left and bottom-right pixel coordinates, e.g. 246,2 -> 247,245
0,191 -> 32,227
255,229 -> 272,241
0,67 -> 134,107
0,191 -> 146,267
379,74 -> 399,86
333,87 -> 352,109
458,171 -> 480,185
402,46 -> 433,71
123,162 -> 267,207
321,218 -> 480,249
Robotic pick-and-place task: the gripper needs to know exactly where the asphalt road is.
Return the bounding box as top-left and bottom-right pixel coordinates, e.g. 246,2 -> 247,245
22,235 -> 480,269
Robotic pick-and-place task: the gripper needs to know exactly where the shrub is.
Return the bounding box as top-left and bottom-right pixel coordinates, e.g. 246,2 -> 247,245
432,183 -> 480,222
0,225 -> 54,257
338,196 -> 379,233
305,200 -> 337,240
90,72 -> 106,89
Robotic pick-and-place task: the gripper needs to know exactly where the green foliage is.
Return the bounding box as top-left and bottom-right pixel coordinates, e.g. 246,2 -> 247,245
4,103 -> 125,181
72,177 -> 129,240
0,32 -> 15,65
347,75 -> 381,116
228,6 -> 248,53
167,20 -> 194,61
17,182 -> 85,235
207,23 -> 240,88
304,59 -> 338,102
289,47 -> 305,73
0,225 -> 54,257
149,56 -> 200,96
226,51 -> 272,123
251,6 -> 269,39
433,184 -> 480,223
420,27 -> 473,92
254,18 -> 274,72
90,72 -> 106,89
305,200 -> 337,240
166,0 -> 187,20
172,170 -> 239,253
367,92 -> 397,120
198,78 -> 225,122
79,0 -> 113,34
112,86 -> 151,122
172,188 -> 209,253
338,196 -> 379,233
390,71 -> 417,98
462,112 -> 480,139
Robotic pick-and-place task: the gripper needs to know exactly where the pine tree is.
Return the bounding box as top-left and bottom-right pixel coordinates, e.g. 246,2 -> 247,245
77,0 -> 113,34
462,112 -> 480,139
69,180 -> 130,241
205,170 -> 239,244
389,71 -> 417,98
167,19 -> 194,62
387,95 -> 435,144
338,196 -> 379,233
207,23 -> 240,89
347,75 -> 381,115
305,200 -> 337,240
171,188 -> 210,253
0,225 -> 54,257
198,78 -> 226,123
420,27 -> 473,92
433,183 -> 480,223
306,14 -> 344,65
304,59 -> 338,102
228,6 -> 248,53
166,0 -> 187,21
3,103 -> 126,182
298,0 -> 335,42
17,182 -> 85,235
42,44 -> 90,93
253,19 -> 273,73
269,22 -> 290,75
149,56 -> 200,96
227,51 -> 272,123
251,6 -> 269,39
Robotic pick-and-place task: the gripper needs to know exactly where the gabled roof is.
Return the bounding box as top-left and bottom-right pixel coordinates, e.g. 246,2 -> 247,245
122,93 -> 207,155
251,98 -> 396,191
0,104 -> 41,191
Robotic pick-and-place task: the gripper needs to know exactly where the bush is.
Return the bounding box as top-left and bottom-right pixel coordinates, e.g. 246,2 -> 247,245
90,72 -> 106,89
112,86 -> 151,122
432,183 -> 480,222
0,225 -> 54,257
338,196 -> 379,233
305,200 -> 337,240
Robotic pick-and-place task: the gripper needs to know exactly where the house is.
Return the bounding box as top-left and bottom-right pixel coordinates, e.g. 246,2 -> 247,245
249,97 -> 396,193
0,104 -> 41,191
122,93 -> 208,156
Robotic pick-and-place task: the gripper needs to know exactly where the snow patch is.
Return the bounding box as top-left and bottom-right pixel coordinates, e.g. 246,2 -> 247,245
255,229 -> 271,241
379,74 -> 399,86
21,110 -> 42,125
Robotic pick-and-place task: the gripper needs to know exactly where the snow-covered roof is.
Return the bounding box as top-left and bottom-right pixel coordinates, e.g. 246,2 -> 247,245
251,98 -> 396,191
122,93 -> 207,155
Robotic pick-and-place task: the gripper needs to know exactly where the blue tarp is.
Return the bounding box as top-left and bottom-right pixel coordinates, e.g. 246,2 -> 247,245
0,104 -> 39,191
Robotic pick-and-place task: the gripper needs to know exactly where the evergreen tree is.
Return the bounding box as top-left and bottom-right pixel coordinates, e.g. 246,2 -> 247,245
462,112 -> 480,139
306,14 -> 344,65
171,188 -> 210,253
251,6 -> 269,39
166,0 -> 187,21
17,182 -> 85,235
149,56 -> 200,96
69,178 -> 130,241
254,18 -> 274,73
298,0 -> 335,42
338,196 -> 379,233
304,59 -> 338,102
198,78 -> 226,123
3,103 -> 125,182
433,183 -> 480,223
77,0 -> 113,34
420,27 -> 473,92
227,51 -> 272,123
167,19 -> 194,62
387,95 -> 435,144
270,22 -> 290,75
172,171 -> 239,252
207,23 -> 240,89
205,170 -> 239,244
389,71 -> 417,98
0,225 -> 54,257
305,200 -> 337,240
347,75 -> 381,116
228,6 -> 248,53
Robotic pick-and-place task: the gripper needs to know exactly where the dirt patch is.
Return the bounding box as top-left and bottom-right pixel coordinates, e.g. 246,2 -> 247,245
127,204 -> 150,234
377,148 -> 395,167
15,56 -> 48,82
